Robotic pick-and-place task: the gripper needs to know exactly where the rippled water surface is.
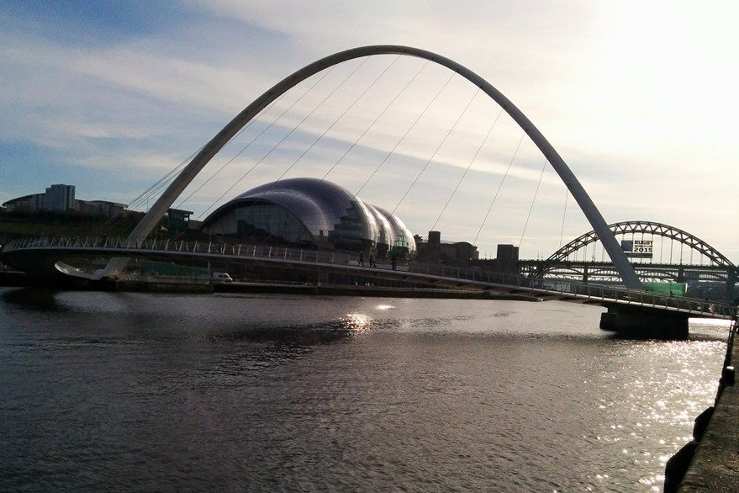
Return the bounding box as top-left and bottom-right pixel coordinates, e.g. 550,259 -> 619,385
0,288 -> 728,491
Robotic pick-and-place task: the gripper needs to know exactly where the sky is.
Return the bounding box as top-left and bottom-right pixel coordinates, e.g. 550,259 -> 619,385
1,0 -> 737,261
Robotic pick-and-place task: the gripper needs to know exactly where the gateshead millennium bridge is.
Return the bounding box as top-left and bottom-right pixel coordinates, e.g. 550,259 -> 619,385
120,45 -> 642,289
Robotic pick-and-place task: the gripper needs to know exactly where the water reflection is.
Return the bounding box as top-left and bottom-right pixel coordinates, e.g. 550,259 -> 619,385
0,289 -> 729,492
342,313 -> 372,333
206,319 -> 365,345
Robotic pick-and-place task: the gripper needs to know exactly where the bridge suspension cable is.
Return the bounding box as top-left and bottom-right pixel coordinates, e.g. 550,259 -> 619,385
430,107 -> 504,232
198,60 -> 365,218
392,87 -> 481,215
518,161 -> 547,249
473,132 -> 525,244
130,78 -> 318,212
276,56 -> 399,181
322,61 -> 428,181
129,162 -> 186,210
128,146 -> 202,210
132,96 -> 291,211
354,71 -> 454,196
175,68 -> 334,210
132,107 -> 279,211
558,188 -> 569,248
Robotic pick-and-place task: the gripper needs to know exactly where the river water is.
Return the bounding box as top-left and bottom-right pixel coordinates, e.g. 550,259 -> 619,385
0,288 -> 728,491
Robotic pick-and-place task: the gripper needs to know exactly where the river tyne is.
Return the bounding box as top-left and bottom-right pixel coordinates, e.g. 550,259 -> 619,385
0,288 -> 729,491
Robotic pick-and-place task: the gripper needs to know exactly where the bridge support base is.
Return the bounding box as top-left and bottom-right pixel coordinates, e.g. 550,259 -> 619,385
600,305 -> 689,340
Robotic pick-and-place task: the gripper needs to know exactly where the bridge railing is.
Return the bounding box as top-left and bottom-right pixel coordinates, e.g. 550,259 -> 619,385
2,236 -> 736,318
406,261 -> 737,316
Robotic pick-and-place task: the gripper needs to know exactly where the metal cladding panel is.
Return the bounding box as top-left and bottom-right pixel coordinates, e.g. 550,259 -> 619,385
240,190 -> 333,236
264,180 -> 364,237
371,205 -> 416,253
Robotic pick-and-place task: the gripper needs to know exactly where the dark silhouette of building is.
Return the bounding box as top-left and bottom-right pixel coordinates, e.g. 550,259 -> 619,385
496,244 -> 519,272
414,230 -> 479,265
2,184 -> 126,219
471,243 -> 520,274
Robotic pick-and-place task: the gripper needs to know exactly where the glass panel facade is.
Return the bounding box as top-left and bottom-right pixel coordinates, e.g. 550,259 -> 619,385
234,203 -> 312,244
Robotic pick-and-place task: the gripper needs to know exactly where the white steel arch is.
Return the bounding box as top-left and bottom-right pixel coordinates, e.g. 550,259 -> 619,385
122,45 -> 643,288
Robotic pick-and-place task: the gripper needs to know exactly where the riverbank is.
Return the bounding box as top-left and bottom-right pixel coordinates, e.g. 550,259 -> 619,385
0,274 -> 541,301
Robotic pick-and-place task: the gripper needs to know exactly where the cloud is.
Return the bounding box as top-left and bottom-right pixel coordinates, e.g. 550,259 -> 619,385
1,1 -> 737,260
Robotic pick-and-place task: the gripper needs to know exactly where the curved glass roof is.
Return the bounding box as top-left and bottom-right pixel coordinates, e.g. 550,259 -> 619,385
202,178 -> 415,253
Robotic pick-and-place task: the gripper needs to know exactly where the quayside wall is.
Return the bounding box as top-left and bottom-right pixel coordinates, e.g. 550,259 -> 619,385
665,317 -> 737,491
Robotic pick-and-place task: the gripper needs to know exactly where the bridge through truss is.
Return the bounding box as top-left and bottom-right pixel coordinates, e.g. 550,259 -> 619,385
521,221 -> 737,292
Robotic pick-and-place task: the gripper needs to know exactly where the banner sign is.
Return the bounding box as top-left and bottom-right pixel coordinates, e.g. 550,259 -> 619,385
621,239 -> 653,258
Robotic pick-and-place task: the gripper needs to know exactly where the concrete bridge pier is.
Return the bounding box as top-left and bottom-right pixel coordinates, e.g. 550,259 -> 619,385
600,304 -> 689,339
727,268 -> 736,302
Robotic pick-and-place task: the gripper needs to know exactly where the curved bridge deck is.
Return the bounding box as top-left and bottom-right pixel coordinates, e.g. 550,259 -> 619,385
2,237 -> 735,320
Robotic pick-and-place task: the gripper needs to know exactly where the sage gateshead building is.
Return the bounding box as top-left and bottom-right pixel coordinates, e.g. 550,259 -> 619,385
201,178 -> 416,258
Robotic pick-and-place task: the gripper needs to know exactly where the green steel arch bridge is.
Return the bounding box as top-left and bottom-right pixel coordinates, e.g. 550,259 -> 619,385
521,220 -> 737,288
